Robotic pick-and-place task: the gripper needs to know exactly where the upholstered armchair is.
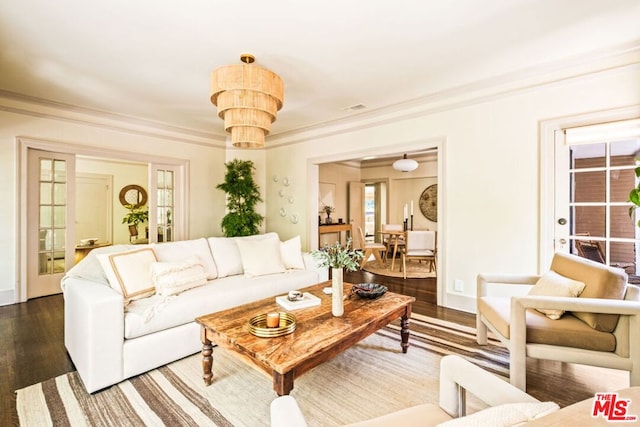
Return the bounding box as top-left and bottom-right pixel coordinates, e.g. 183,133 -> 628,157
477,252 -> 640,391
271,355 -> 552,427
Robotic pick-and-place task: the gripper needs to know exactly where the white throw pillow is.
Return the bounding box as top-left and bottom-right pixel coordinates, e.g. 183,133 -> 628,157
280,235 -> 305,270
438,401 -> 559,426
151,256 -> 208,297
208,232 -> 280,278
152,238 -> 218,280
236,236 -> 286,278
528,271 -> 586,320
97,247 -> 158,304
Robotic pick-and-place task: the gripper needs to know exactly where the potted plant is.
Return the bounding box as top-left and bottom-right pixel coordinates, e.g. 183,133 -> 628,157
321,205 -> 335,224
122,204 -> 149,238
312,238 -> 363,316
216,159 -> 264,237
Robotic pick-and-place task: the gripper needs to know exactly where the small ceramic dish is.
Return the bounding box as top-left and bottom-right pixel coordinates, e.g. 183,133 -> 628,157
349,283 -> 388,299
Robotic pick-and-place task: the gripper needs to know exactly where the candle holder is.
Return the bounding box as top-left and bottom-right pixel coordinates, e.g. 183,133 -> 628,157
410,214 -> 414,231
403,219 -> 408,231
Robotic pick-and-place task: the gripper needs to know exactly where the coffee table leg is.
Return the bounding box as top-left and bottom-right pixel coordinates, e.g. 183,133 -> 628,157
201,329 -> 213,386
401,309 -> 411,354
273,371 -> 294,396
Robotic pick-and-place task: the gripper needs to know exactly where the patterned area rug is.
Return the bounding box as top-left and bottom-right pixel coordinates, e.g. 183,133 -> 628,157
362,259 -> 436,278
16,314 -> 507,426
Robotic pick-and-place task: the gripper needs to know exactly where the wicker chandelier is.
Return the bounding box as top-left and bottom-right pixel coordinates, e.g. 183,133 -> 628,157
210,54 -> 284,148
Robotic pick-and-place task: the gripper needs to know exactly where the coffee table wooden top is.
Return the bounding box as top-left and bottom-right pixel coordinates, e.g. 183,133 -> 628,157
195,281 -> 415,395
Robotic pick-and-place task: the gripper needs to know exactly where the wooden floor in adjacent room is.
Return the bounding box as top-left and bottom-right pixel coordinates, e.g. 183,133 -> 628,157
0,270 -> 629,425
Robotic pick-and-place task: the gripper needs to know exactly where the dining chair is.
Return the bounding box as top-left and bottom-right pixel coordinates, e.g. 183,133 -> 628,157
401,230 -> 436,279
381,223 -> 405,263
357,226 -> 386,268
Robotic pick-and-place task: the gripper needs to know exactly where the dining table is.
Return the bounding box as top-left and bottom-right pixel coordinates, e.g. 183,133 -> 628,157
377,229 -> 405,271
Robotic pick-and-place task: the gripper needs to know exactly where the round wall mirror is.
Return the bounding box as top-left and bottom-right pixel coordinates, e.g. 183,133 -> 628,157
119,184 -> 148,208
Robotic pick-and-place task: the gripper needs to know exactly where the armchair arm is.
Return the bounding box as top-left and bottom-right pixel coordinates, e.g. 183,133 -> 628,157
477,273 -> 541,297
439,355 -> 539,417
512,295 -> 640,315
270,395 -> 308,427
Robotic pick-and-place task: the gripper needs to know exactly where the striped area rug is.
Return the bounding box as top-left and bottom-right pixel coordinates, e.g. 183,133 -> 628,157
16,314 -> 508,426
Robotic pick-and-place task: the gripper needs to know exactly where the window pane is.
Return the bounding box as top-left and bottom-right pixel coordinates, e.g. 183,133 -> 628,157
40,159 -> 52,181
610,168 -> 635,203
53,206 -> 65,227
157,170 -> 165,188
40,206 -> 52,228
40,183 -> 52,204
573,170 -> 605,203
165,189 -> 173,205
610,241 -> 635,273
53,229 -> 65,250
158,189 -> 165,206
39,254 -> 51,275
166,171 -> 174,188
573,206 -> 605,237
611,206 -> 635,238
53,160 -> 66,182
53,183 -> 66,204
39,229 -> 50,250
572,144 -> 605,168
52,252 -> 65,273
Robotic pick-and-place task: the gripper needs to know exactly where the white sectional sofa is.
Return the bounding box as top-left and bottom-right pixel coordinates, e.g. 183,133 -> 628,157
62,232 -> 327,393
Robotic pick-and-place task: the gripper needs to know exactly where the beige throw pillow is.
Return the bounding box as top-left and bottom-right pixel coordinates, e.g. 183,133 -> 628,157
528,271 -> 586,320
97,247 -> 158,304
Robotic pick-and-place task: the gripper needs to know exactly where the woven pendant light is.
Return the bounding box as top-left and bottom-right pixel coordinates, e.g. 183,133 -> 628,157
210,54 -> 284,148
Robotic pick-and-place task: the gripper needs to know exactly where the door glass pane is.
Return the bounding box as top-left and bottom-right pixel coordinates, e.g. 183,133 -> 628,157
166,171 -> 174,188
572,170 -> 605,203
39,157 -> 66,275
611,206 -> 635,239
573,206 -> 605,237
40,159 -> 52,181
571,143 -> 605,167
156,168 -> 174,242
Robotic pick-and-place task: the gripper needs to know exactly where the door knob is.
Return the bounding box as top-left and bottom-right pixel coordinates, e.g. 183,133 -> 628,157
559,238 -> 567,244
558,218 -> 567,225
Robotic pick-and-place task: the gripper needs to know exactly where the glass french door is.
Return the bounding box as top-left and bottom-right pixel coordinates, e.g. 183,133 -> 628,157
555,120 -> 640,278
27,149 -> 75,298
150,164 -> 183,243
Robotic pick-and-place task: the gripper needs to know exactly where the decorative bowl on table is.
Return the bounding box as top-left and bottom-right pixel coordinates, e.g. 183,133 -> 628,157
248,312 -> 296,338
349,283 -> 388,299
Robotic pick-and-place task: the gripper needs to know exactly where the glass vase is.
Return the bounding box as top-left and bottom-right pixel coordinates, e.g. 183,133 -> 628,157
331,267 -> 344,317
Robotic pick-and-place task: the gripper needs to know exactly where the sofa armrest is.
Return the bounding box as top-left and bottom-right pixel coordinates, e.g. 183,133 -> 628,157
63,277 -> 125,393
302,252 -> 329,282
439,355 -> 539,417
477,274 -> 540,298
271,395 -> 308,427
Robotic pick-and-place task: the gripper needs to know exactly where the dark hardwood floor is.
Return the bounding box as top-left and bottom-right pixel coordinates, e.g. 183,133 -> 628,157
0,270 -> 628,425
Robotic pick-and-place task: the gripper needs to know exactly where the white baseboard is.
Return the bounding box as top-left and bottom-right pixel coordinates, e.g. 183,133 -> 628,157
0,288 -> 16,306
443,291 -> 476,314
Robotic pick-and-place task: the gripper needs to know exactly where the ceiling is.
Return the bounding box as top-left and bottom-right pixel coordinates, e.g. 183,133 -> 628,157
1,0 -> 639,143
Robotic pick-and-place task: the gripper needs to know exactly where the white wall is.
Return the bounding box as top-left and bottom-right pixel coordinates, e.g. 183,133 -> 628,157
0,109 -> 227,304
265,60 -> 640,312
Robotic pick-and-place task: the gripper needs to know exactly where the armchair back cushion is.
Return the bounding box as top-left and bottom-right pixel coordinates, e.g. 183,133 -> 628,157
550,252 -> 627,332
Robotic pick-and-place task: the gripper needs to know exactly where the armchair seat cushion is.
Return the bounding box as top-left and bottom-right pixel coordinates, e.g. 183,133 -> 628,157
344,403 -> 451,427
405,249 -> 434,257
478,296 -> 616,352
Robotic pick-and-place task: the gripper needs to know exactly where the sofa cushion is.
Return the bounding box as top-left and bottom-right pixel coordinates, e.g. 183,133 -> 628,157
438,401 -> 559,427
124,268 -> 319,339
280,235 -> 305,270
152,238 -> 218,280
527,271 -> 585,320
550,252 -> 627,332
151,256 -> 208,297
208,232 -> 280,278
478,296 -> 616,352
236,236 -> 286,277
97,247 -> 157,304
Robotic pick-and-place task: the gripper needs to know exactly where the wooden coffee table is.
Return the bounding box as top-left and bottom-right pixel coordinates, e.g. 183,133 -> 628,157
195,281 -> 415,395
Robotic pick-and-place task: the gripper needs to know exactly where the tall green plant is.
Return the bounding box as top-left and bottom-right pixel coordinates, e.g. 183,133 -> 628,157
216,159 -> 264,237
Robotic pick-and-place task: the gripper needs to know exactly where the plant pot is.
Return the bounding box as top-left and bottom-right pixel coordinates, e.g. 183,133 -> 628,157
331,267 -> 344,317
128,224 -> 138,237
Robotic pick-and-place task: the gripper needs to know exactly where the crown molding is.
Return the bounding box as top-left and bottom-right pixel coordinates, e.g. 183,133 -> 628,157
0,90 -> 227,148
266,40 -> 640,148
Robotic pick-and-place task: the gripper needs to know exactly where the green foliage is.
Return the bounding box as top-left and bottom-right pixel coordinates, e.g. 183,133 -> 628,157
311,238 -> 364,272
629,166 -> 640,228
216,159 -> 264,237
121,204 -> 149,226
